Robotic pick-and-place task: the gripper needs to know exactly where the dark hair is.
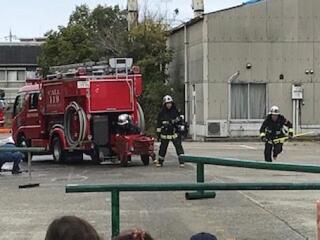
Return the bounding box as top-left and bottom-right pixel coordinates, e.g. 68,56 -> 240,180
45,216 -> 101,240
114,228 -> 154,240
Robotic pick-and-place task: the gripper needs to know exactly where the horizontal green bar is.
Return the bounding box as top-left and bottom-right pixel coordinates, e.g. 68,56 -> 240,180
0,147 -> 46,153
66,182 -> 320,193
180,155 -> 320,173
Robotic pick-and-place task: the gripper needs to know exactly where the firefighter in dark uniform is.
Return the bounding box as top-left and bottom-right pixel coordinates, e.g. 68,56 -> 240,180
260,106 -> 294,162
117,114 -> 141,135
155,95 -> 185,167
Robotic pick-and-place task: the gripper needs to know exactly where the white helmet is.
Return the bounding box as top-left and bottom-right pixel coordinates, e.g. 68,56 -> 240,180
269,105 -> 280,115
163,95 -> 173,105
118,114 -> 131,126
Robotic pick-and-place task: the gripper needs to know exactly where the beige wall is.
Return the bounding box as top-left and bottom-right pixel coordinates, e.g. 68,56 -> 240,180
168,0 -> 320,137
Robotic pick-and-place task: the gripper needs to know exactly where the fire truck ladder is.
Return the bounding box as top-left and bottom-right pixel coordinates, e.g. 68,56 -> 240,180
47,58 -> 134,80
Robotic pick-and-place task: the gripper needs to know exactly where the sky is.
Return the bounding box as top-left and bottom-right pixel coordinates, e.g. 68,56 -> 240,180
0,0 -> 243,41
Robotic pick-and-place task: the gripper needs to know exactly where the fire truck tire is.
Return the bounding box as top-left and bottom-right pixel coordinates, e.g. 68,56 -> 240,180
17,135 -> 30,162
52,137 -> 66,163
141,154 -> 150,166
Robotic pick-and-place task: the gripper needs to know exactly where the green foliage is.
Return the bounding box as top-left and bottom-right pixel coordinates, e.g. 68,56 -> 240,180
38,5 -> 181,134
38,4 -> 128,75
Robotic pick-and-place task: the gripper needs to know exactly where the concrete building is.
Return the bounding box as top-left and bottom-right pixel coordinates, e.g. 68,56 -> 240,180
0,39 -> 43,103
168,0 -> 320,139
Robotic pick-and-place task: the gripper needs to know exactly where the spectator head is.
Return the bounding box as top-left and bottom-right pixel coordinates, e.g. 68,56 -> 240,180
191,232 -> 217,240
114,228 -> 153,240
45,216 -> 101,240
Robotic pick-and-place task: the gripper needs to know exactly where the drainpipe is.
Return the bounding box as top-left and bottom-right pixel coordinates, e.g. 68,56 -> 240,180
192,84 -> 196,141
227,71 -> 240,137
184,24 -> 189,124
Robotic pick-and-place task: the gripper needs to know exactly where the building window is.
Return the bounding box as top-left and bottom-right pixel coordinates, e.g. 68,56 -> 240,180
0,71 -> 5,81
17,71 -> 26,81
7,71 -> 17,82
6,70 -> 26,81
231,83 -> 266,120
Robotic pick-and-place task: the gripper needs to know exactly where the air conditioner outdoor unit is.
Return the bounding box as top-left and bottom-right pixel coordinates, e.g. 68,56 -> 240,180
206,120 -> 228,137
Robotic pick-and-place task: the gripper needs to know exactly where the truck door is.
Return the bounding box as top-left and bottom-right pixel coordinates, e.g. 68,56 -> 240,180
24,92 -> 42,139
12,93 -> 27,137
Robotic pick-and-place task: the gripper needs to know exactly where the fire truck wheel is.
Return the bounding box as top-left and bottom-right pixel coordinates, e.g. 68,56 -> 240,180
52,137 -> 66,163
17,135 -> 30,162
141,155 -> 150,166
120,156 -> 131,167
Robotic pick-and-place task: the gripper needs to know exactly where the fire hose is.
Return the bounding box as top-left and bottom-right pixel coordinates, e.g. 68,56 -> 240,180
267,132 -> 314,144
64,101 -> 87,147
137,102 -> 145,133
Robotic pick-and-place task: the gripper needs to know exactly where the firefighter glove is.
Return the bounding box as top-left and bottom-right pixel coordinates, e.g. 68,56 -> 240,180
288,128 -> 294,139
260,132 -> 266,142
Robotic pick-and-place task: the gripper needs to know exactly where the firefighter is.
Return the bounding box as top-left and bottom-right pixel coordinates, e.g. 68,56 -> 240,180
260,106 -> 293,162
155,95 -> 185,167
117,114 -> 140,135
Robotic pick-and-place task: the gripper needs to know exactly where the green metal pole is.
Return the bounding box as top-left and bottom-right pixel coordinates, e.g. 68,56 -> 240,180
111,190 -> 120,237
0,147 -> 45,153
180,155 -> 320,174
186,163 -> 216,200
197,163 -> 204,183
66,182 -> 320,193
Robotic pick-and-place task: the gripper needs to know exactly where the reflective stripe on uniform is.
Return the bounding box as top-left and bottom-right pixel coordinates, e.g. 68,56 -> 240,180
288,128 -> 294,133
260,132 -> 266,137
160,134 -> 178,140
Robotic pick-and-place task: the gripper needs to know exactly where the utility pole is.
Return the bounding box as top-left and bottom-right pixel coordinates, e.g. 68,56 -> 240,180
5,29 -> 17,42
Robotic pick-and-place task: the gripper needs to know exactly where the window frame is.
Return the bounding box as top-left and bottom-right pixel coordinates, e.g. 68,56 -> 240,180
231,83 -> 266,121
13,93 -> 26,117
28,92 -> 40,111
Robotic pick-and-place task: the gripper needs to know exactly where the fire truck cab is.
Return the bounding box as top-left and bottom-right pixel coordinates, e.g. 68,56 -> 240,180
0,89 -> 5,127
12,58 -> 153,165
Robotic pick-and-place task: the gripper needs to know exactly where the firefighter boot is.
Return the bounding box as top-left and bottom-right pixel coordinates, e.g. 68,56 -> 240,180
155,157 -> 164,167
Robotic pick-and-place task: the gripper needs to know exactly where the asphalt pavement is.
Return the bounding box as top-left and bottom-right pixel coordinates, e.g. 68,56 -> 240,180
0,134 -> 319,240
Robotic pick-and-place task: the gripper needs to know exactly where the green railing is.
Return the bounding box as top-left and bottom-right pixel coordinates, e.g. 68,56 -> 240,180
0,147 -> 46,153
66,182 -> 320,237
180,155 -> 320,199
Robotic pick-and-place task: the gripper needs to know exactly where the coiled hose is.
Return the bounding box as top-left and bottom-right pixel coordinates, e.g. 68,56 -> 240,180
64,101 -> 87,147
137,102 -> 145,134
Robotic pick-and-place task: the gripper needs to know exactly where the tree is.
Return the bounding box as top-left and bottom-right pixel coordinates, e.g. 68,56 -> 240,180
38,4 -> 128,74
38,4 -> 181,134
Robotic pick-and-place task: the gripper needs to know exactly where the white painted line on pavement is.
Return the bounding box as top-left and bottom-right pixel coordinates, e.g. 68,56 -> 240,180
239,145 -> 257,150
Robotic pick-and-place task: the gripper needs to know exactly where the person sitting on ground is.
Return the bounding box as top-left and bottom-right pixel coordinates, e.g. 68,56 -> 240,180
191,232 -> 218,240
45,216 -> 102,240
0,138 -> 24,175
114,228 -> 153,240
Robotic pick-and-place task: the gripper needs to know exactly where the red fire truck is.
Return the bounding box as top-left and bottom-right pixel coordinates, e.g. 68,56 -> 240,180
11,58 -> 155,166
